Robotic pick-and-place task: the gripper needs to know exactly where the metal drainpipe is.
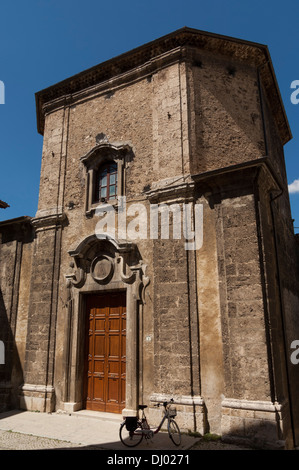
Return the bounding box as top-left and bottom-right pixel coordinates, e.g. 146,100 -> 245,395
270,190 -> 296,447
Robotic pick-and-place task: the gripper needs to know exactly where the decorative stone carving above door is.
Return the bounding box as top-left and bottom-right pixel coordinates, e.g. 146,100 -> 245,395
91,255 -> 114,284
66,234 -> 149,300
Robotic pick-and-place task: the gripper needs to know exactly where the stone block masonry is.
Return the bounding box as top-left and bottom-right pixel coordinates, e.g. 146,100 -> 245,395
1,27 -> 299,449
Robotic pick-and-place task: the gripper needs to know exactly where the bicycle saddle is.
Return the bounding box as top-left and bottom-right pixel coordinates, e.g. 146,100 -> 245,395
138,405 -> 147,410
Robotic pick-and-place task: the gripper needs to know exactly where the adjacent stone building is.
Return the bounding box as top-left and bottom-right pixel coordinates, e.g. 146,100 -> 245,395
1,27 -> 299,449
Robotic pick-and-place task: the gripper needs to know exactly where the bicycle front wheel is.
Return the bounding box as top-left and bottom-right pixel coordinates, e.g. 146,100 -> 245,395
168,418 -> 181,446
119,421 -> 143,447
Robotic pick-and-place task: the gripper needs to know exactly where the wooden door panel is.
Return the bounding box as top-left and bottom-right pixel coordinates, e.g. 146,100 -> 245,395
94,336 -> 105,356
84,292 -> 126,413
95,319 -> 105,331
108,336 -> 120,358
93,378 -> 104,403
108,361 -> 119,374
107,377 -> 119,399
109,319 -> 120,331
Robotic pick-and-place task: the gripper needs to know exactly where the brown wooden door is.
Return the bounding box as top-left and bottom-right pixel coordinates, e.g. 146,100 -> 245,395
84,292 -> 126,413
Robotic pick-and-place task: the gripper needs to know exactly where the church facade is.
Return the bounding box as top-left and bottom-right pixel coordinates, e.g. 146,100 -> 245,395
1,27 -> 299,449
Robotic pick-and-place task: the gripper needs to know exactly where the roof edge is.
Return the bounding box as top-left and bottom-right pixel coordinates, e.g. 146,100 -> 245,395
0,215 -> 32,228
35,27 -> 291,144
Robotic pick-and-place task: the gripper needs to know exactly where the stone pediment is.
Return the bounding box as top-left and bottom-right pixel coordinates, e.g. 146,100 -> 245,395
80,142 -> 132,170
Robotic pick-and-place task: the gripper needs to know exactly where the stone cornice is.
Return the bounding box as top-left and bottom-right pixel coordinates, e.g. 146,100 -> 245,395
191,157 -> 284,195
31,212 -> 67,232
145,175 -> 196,203
35,27 -> 291,145
0,215 -> 31,228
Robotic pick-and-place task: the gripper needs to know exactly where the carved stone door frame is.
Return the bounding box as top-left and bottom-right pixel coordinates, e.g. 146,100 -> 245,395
64,234 -> 149,416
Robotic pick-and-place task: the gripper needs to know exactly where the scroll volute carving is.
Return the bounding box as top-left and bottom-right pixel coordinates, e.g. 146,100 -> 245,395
65,260 -> 86,288
117,255 -> 135,283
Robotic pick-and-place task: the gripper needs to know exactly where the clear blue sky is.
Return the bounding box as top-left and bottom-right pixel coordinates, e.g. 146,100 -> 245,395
0,0 -> 299,232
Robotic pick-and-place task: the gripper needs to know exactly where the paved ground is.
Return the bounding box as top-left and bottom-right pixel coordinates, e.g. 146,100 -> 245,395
0,409 -> 250,451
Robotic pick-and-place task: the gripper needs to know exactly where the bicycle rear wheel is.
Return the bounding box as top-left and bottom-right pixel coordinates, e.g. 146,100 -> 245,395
119,421 -> 143,447
168,418 -> 181,446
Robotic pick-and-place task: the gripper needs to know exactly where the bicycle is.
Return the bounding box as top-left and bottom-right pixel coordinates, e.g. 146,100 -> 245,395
119,399 -> 181,447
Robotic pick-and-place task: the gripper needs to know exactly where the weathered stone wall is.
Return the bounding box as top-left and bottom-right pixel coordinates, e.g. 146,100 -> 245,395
152,236 -> 192,395
30,46 -> 299,445
20,215 -> 64,412
12,241 -> 33,401
0,239 -> 19,409
36,108 -> 66,217
1,30 -> 299,448
259,83 -> 299,446
269,195 -> 299,446
0,219 -> 33,410
218,190 -> 270,400
189,51 -> 265,174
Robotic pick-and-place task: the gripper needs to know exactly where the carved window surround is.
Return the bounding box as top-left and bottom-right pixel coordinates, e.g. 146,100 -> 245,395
80,141 -> 133,217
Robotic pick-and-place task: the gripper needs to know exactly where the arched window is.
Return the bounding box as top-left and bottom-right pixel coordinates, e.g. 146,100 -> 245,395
95,162 -> 118,202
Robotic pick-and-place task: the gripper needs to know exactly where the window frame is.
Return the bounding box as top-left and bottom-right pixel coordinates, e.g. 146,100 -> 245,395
94,161 -> 118,203
81,142 -> 131,217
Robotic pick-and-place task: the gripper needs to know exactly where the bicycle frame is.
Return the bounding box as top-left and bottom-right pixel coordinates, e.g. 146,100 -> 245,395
120,399 -> 181,447
138,402 -> 174,436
